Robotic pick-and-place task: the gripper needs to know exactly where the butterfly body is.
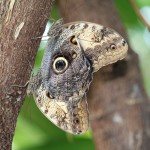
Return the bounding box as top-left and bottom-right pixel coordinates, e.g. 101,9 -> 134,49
27,19 -> 128,134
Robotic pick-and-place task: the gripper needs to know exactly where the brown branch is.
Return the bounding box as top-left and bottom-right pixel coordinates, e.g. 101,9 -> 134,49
0,0 -> 53,149
58,0 -> 150,150
129,0 -> 150,30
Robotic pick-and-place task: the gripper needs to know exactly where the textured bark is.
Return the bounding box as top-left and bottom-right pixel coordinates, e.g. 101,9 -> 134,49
0,0 -> 52,149
58,0 -> 150,150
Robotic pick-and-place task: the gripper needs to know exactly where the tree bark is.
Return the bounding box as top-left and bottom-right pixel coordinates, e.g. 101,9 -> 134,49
58,0 -> 150,150
0,0 -> 52,149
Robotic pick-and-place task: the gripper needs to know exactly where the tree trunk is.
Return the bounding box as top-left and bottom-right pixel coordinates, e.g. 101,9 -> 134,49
0,0 -> 53,149
58,0 -> 150,150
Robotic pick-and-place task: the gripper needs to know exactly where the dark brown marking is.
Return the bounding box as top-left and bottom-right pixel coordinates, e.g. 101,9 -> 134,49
70,25 -> 75,30
83,24 -> 88,29
45,109 -> 48,114
92,26 -> 96,31
122,40 -> 126,46
38,98 -> 41,104
101,27 -> 114,40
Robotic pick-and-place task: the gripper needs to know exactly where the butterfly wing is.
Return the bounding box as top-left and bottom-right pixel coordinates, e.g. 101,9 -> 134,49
34,85 -> 89,134
27,19 -> 128,135
62,21 -> 128,72
28,19 -> 92,134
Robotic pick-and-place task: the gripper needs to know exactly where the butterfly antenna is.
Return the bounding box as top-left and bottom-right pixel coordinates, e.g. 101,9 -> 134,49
49,16 -> 57,23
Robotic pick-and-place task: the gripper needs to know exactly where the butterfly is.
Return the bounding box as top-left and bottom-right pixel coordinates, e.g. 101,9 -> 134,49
27,18 -> 128,134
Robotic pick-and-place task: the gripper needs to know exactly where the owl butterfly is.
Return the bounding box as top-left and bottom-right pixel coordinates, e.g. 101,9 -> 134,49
27,19 -> 128,134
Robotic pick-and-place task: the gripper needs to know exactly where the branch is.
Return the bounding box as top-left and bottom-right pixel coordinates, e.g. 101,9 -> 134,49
58,0 -> 150,149
129,0 -> 150,30
0,0 -> 53,149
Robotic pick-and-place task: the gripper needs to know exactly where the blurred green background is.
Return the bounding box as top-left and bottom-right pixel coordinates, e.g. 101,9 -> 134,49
12,0 -> 150,150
